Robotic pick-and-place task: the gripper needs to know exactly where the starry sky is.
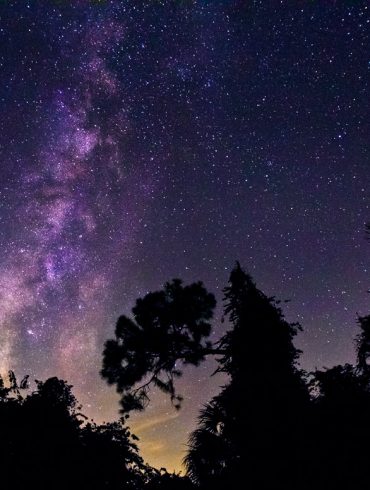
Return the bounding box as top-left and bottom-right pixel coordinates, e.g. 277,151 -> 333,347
0,0 -> 369,472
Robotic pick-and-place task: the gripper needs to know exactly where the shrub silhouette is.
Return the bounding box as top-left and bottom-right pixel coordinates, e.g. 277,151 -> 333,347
0,375 -> 145,490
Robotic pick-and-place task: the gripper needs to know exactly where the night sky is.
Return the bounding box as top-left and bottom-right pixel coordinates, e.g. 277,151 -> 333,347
0,0 -> 369,472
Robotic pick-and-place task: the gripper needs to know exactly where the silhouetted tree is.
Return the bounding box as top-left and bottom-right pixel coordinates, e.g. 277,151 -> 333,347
356,314 -> 370,374
101,259 -> 370,490
308,310 -> 370,489
185,263 -> 309,489
144,468 -> 194,490
80,420 -> 145,489
0,374 -> 146,490
301,226 -> 370,490
184,389 -> 231,487
101,279 -> 217,412
309,361 -> 370,490
102,263 -> 311,489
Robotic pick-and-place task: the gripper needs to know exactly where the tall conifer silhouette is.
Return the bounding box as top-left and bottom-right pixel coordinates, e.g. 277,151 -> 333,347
185,263 -> 309,489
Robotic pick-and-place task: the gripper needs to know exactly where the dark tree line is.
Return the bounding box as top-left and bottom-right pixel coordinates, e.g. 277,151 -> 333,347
102,261 -> 370,490
0,375 -> 143,489
1,255 -> 370,488
0,373 -> 191,489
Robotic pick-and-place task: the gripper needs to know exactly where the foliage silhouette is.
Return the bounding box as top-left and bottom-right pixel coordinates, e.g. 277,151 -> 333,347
101,279 -> 217,412
0,374 -> 148,490
306,223 -> 370,490
102,263 -> 312,488
185,263 -> 310,489
144,468 -> 194,490
356,314 -> 370,373
2,260 -> 370,489
309,363 -> 370,489
102,261 -> 370,489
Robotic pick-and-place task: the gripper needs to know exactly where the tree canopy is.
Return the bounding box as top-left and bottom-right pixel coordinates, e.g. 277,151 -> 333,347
0,373 -> 193,490
1,258 -> 370,489
101,279 -> 216,412
101,259 -> 370,490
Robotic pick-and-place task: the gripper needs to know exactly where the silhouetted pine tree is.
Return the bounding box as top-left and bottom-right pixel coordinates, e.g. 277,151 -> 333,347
101,279 -> 217,412
185,263 -> 309,490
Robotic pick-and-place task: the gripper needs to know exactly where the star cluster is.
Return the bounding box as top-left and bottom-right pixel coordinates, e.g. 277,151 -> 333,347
0,0 -> 369,471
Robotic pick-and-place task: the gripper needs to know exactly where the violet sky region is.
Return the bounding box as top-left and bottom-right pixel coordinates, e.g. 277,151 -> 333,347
0,0 -> 369,471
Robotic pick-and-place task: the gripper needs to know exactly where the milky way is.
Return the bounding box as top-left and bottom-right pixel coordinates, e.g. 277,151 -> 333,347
0,0 -> 369,471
